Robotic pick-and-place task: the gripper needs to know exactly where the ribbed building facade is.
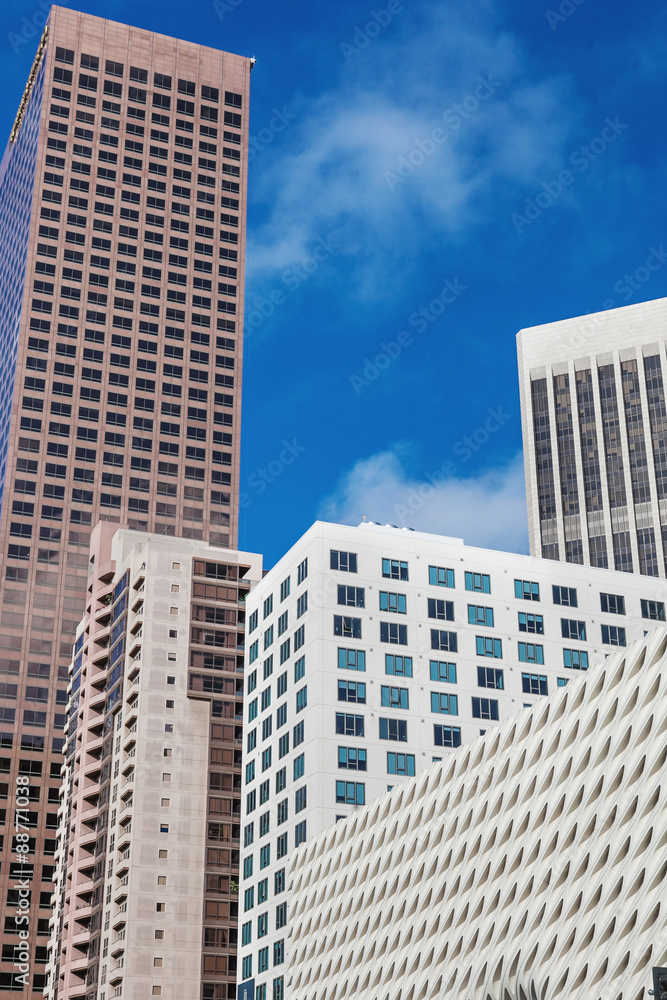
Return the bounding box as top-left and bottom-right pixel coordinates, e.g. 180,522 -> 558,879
288,628 -> 667,1000
0,8 -> 251,993
45,526 -> 261,1000
518,297 -> 667,575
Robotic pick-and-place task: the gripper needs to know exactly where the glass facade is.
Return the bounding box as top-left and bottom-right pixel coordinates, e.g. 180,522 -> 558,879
0,44 -> 45,512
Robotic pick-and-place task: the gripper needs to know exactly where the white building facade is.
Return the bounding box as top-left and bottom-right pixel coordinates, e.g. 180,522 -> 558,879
237,519 -> 667,1000
517,295 -> 667,575
288,627 -> 667,1000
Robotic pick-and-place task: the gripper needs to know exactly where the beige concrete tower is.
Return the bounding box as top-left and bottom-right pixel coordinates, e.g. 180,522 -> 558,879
45,525 -> 261,1000
0,8 -> 251,993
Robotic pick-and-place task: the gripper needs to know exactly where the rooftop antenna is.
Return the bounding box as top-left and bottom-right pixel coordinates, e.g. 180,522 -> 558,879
361,515 -> 367,522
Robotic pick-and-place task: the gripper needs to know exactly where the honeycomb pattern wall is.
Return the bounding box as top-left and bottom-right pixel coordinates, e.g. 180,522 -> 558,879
288,629 -> 667,1000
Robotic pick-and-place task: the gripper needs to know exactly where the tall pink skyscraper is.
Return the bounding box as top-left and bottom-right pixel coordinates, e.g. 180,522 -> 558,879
0,7 -> 251,993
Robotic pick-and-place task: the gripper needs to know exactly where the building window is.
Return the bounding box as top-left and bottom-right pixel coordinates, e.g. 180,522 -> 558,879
277,799 -> 288,825
428,598 -> 454,621
431,630 -> 457,652
338,746 -> 367,770
241,921 -> 251,945
429,660 -> 456,683
246,790 -> 256,813
380,685 -> 409,709
242,956 -> 252,980
561,619 -> 586,641
518,612 -> 544,634
247,670 -> 257,694
297,557 -> 308,583
467,605 -> 493,627
276,899 -> 287,924
263,595 -> 273,619
294,656 -> 305,682
275,870 -> 286,895
295,685 -> 307,712
259,846 -> 270,871
380,591 -> 407,613
274,939 -> 285,966
293,753 -> 305,780
296,592 -> 308,617
294,820 -> 306,847
338,648 -> 365,671
275,768 -> 286,793
521,672 -> 548,696
280,576 -> 290,601
277,611 -> 288,636
382,558 -> 408,580
335,781 -> 365,805
258,913 -> 268,938
295,786 -> 307,812
641,599 -> 665,621
276,833 -> 287,859
279,638 -> 290,664
434,724 -> 461,747
465,571 -> 490,593
600,592 -> 625,615
601,624 -> 626,646
293,721 -> 304,746
277,673 -> 287,698
515,579 -> 539,601
248,610 -> 258,633
518,642 -> 544,664
336,713 -> 364,737
430,691 -> 458,715
387,752 -> 415,776
259,812 -> 270,837
334,615 -> 361,639
380,622 -> 407,645
278,733 -> 289,758
563,648 -> 588,670
472,697 -> 499,721
258,946 -> 269,973
264,625 -> 274,650
379,717 -> 407,741
338,585 -> 365,607
385,654 -> 412,677
557,677 -> 569,687
429,565 -> 454,588
261,687 -> 271,712
330,550 -> 357,572
261,748 -> 271,771
243,824 -> 254,847
477,666 -> 503,689
338,680 -> 365,703
243,887 -> 254,912
245,761 -> 255,785
552,585 -> 577,607
263,656 -> 274,680
476,635 -> 502,658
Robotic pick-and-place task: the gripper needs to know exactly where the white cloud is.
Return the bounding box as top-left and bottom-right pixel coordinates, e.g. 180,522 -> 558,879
247,4 -> 578,295
318,448 -> 529,554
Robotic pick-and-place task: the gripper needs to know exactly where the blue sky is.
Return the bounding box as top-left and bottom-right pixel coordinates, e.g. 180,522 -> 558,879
2,0 -> 667,567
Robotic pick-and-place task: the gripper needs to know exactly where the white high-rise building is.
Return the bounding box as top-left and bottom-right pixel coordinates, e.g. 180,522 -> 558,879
236,518 -> 667,1000
518,296 -> 667,575
287,628 -> 667,1000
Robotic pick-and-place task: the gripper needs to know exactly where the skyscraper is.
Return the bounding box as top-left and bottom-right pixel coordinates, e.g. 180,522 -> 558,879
45,524 -> 261,1000
517,297 -> 667,575
0,8 -> 251,992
